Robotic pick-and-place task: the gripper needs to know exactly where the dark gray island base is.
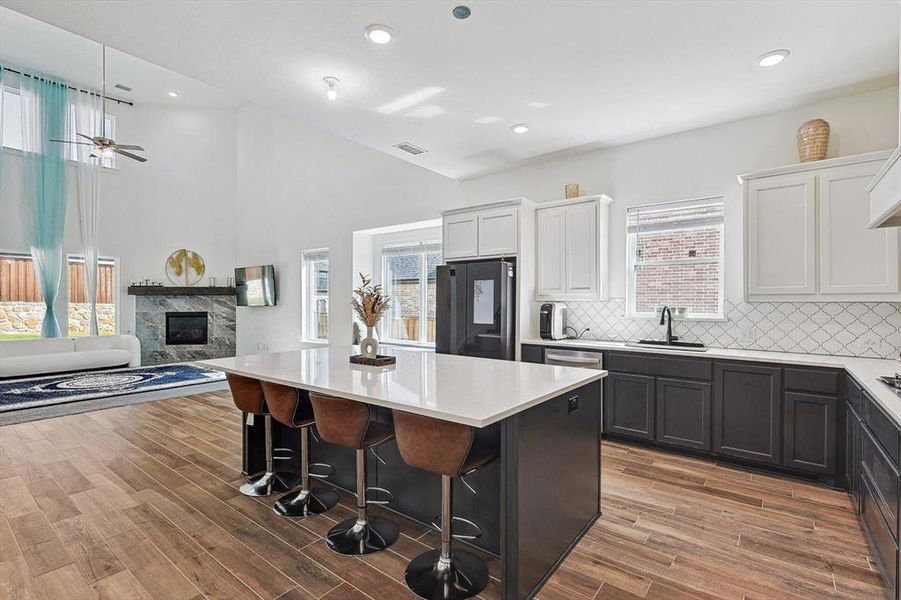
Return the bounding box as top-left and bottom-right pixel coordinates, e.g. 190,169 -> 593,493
242,380 -> 602,599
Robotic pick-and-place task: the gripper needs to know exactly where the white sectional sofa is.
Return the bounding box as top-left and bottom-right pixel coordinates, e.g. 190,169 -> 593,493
0,335 -> 141,378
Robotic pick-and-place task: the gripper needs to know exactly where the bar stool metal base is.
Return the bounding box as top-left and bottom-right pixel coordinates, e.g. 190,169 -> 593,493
273,487 -> 338,517
405,549 -> 489,600
326,516 -> 399,555
239,471 -> 299,497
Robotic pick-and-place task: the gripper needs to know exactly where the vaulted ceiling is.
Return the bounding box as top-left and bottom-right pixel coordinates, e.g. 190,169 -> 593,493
3,1 -> 897,179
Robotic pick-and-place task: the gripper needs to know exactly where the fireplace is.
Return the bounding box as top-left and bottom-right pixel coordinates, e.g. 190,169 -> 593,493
165,311 -> 209,345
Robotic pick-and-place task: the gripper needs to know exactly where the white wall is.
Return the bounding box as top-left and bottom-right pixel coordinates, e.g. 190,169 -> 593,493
0,102 -> 238,334
234,103 -> 459,354
459,86 -> 900,303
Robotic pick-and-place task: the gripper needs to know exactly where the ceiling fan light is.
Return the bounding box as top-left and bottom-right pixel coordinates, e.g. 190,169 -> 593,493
100,147 -> 115,158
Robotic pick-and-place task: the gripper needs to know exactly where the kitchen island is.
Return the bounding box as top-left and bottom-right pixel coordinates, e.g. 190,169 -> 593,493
199,346 -> 607,599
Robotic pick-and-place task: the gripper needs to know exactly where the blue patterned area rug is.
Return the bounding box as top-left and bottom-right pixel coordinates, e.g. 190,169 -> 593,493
0,364 -> 226,412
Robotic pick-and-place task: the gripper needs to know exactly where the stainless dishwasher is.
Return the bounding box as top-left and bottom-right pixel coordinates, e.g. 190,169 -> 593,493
543,348 -> 605,433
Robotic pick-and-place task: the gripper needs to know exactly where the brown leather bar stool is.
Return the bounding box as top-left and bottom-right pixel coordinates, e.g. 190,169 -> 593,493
260,382 -> 338,517
226,373 -> 298,496
309,393 -> 399,555
392,410 -> 498,600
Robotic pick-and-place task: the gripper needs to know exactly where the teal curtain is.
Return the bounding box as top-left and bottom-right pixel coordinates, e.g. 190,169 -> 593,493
21,73 -> 68,338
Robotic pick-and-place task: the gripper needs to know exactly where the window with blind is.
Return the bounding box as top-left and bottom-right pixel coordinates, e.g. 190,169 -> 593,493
381,241 -> 441,344
626,197 -> 725,319
301,249 -> 329,341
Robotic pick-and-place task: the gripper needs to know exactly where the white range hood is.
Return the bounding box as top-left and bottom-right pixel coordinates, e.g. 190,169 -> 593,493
867,146 -> 901,228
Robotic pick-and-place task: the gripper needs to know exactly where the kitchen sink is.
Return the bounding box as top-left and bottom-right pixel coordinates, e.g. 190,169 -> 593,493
625,339 -> 709,352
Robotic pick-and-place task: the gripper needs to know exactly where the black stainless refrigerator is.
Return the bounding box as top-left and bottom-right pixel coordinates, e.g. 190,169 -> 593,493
435,259 -> 515,360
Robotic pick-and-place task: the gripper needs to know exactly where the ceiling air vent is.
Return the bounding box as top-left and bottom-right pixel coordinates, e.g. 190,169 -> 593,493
114,83 -> 132,92
393,142 -> 426,155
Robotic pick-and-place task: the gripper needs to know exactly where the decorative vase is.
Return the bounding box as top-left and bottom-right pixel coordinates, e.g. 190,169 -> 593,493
360,325 -> 379,358
797,119 -> 830,163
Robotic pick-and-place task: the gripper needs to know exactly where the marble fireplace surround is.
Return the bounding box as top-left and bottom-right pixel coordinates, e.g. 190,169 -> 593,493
130,287 -> 236,365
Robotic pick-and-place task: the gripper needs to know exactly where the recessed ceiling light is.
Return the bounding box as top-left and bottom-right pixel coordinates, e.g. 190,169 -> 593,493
365,24 -> 393,44
167,91 -> 179,98
511,123 -> 529,134
757,49 -> 790,67
323,76 -> 339,100
526,101 -> 549,108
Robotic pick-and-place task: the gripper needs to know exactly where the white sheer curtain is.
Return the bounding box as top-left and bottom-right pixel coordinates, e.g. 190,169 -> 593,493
69,88 -> 103,335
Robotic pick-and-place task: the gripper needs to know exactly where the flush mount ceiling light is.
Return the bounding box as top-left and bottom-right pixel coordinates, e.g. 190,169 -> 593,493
511,123 -> 529,134
365,24 -> 393,44
167,91 -> 179,97
452,5 -> 471,19
323,76 -> 340,100
757,49 -> 790,67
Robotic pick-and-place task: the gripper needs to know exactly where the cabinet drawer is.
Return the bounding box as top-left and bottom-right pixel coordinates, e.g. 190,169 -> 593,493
861,425 -> 900,539
863,391 -> 901,466
605,352 -> 656,376
861,471 -> 899,596
655,356 -> 712,381
784,368 -> 838,395
846,377 -> 863,414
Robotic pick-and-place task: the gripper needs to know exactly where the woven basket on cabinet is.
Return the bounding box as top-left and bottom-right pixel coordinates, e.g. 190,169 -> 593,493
797,119 -> 830,162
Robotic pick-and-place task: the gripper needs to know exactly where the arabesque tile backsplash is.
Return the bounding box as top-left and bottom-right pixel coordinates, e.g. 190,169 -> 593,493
563,299 -> 901,359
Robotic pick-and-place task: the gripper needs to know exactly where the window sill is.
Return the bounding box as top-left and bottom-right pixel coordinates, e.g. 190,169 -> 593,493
1,146 -> 120,172
299,339 -> 329,348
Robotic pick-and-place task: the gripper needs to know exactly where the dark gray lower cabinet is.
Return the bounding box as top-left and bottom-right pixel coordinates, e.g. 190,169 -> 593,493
655,378 -> 710,452
784,391 -> 836,475
713,363 -> 782,465
604,372 -> 654,441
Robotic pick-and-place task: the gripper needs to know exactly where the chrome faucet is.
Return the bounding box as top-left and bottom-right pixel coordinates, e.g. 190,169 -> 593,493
659,306 -> 677,344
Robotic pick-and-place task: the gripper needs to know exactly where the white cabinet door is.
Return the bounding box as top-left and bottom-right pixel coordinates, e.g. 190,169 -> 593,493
443,212 -> 479,260
565,201 -> 599,296
535,207 -> 566,297
747,174 -> 817,296
819,163 -> 899,295
477,207 -> 519,256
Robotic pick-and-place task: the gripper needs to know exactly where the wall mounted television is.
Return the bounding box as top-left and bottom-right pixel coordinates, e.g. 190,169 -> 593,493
235,265 -> 277,307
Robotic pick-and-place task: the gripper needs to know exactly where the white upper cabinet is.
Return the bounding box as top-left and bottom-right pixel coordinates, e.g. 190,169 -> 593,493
535,207 -> 566,296
442,212 -> 479,260
477,207 -> 519,257
535,195 -> 611,301
746,173 -> 817,296
441,199 -> 528,261
819,162 -> 898,294
741,151 -> 899,301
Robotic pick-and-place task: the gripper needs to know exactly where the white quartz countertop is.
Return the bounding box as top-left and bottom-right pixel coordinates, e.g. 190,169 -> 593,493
198,345 -> 607,428
523,338 -> 901,424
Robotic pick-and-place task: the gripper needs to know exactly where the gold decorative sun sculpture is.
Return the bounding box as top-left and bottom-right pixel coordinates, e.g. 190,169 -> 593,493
165,249 -> 206,286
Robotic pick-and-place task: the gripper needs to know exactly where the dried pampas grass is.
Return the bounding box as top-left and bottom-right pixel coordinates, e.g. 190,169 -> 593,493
352,273 -> 390,327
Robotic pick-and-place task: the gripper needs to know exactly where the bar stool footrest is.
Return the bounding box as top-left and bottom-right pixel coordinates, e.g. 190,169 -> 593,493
430,516 -> 483,541
272,447 -> 296,461
364,486 -> 394,505
308,462 -> 335,480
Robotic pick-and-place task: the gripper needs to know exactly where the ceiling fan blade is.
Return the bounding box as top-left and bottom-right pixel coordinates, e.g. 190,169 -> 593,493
115,149 -> 147,162
115,144 -> 144,151
76,132 -> 96,143
49,139 -> 95,145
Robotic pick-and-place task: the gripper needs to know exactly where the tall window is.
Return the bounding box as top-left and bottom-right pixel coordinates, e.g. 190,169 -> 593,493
302,249 -> 329,341
67,255 -> 118,336
626,197 -> 725,319
2,83 -> 117,168
381,241 -> 441,344
0,252 -> 118,339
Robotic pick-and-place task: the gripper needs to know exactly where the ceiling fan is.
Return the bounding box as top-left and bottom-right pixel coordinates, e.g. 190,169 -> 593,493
50,45 -> 146,163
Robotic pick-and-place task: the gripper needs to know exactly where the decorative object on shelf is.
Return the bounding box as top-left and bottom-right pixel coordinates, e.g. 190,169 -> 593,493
564,183 -> 581,198
797,119 -> 830,162
165,249 -> 206,286
351,273 -> 390,359
349,354 -> 396,366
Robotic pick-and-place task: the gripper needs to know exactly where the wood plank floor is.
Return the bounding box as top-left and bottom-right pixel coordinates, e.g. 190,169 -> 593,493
0,390 -> 886,600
